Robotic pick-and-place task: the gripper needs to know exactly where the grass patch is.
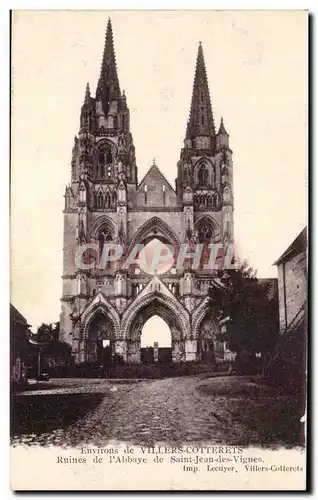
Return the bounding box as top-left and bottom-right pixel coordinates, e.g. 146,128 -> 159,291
11,393 -> 105,438
226,396 -> 304,447
199,376 -> 272,398
198,376 -> 305,447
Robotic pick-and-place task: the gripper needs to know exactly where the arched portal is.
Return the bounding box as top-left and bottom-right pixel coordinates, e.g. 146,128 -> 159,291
86,311 -> 114,365
78,295 -> 121,365
195,215 -> 219,244
122,292 -> 190,363
194,215 -> 220,269
197,315 -> 222,364
127,217 -> 181,256
83,308 -> 115,366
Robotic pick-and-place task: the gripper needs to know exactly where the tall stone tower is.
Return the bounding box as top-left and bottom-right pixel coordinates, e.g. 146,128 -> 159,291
176,42 -> 234,249
60,20 -> 234,365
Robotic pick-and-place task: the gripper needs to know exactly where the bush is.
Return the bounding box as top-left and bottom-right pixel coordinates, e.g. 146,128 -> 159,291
215,361 -> 231,373
233,351 -> 262,375
106,362 -> 214,379
51,361 -> 216,379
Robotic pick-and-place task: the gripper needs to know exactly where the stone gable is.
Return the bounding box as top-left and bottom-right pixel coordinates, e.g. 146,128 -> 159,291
136,165 -> 177,208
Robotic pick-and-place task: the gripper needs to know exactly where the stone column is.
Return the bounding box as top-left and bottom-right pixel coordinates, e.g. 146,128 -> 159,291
71,339 -> 81,364
114,340 -> 127,361
171,326 -> 183,363
127,339 -> 141,363
185,339 -> 197,362
196,338 -> 203,362
79,340 -> 87,363
172,340 -> 182,363
71,323 -> 83,364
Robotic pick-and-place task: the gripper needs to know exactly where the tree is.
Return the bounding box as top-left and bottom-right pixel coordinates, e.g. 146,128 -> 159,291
29,322 -> 72,376
30,322 -> 56,344
208,260 -> 279,360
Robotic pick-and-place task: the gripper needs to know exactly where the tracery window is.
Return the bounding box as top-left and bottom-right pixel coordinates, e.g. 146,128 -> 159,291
94,189 -> 115,209
211,166 -> 216,188
198,164 -> 209,186
198,225 -> 213,244
98,228 -> 113,268
97,192 -> 104,209
96,145 -> 113,179
196,218 -> 214,244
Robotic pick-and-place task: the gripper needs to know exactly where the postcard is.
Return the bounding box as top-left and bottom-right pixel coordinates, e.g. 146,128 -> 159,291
10,10 -> 307,491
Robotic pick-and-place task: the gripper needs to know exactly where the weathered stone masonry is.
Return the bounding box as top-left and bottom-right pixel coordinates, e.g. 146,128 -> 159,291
60,19 -> 234,363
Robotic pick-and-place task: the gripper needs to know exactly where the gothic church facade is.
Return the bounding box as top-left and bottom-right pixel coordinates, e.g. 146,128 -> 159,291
60,19 -> 234,364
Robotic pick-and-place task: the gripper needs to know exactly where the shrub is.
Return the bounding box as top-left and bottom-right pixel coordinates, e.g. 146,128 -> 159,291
233,351 -> 262,375
52,361 -> 216,379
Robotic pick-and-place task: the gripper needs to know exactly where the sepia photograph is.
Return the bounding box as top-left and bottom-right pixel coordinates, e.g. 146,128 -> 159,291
10,10 -> 308,490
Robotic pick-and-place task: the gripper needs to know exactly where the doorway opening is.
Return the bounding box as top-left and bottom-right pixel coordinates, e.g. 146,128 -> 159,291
140,315 -> 172,363
88,312 -> 113,366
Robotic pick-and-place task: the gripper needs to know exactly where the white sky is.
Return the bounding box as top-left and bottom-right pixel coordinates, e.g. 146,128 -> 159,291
141,316 -> 172,347
11,10 -> 307,330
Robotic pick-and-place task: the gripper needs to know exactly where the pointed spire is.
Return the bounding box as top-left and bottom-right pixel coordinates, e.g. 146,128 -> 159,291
78,220 -> 87,244
217,116 -> 229,136
97,18 -> 121,113
84,82 -> 91,105
186,42 -> 215,141
216,116 -> 230,150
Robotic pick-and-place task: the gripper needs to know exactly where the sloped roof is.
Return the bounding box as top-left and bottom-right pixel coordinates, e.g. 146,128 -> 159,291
10,303 -> 29,326
137,164 -> 175,193
273,227 -> 307,266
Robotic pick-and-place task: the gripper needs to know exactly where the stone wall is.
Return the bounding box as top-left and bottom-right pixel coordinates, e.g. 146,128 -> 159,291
62,212 -> 78,276
277,249 -> 307,331
136,166 -> 177,208
10,305 -> 30,389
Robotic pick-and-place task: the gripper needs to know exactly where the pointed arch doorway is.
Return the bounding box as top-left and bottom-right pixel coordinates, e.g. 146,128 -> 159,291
197,316 -> 221,364
122,294 -> 189,363
86,312 -> 114,365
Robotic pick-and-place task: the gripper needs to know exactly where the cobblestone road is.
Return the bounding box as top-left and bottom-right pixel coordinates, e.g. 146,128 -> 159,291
11,376 -> 267,448
86,376 -> 262,447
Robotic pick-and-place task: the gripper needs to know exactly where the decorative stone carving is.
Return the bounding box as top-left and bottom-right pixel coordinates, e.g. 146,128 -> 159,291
60,21 -> 234,367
